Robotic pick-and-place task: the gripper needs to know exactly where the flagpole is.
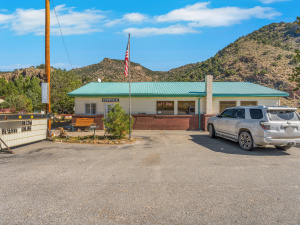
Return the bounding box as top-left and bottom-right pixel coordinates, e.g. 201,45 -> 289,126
128,33 -> 131,140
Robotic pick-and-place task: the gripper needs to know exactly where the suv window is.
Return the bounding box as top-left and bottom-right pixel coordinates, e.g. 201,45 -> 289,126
232,109 -> 245,119
220,109 -> 235,118
250,109 -> 263,119
268,110 -> 300,121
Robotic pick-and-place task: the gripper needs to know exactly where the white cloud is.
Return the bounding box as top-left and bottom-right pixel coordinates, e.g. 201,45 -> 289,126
105,13 -> 147,27
123,13 -> 147,22
0,63 -> 80,71
258,0 -> 290,4
51,63 -> 80,70
0,13 -> 14,24
0,4 -> 105,35
0,3 -> 283,38
0,64 -> 33,71
156,2 -> 281,27
123,24 -> 199,37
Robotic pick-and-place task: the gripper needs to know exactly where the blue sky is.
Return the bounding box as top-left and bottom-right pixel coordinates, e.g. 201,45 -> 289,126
0,0 -> 298,71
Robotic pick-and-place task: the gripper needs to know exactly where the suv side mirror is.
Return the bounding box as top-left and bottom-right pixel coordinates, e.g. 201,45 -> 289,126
217,114 -> 222,118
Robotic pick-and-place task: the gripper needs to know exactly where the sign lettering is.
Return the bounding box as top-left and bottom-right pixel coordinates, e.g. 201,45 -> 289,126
102,98 -> 119,103
1,120 -> 33,135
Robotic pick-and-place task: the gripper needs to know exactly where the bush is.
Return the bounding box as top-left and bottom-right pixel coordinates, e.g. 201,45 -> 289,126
102,103 -> 134,138
260,69 -> 269,75
262,51 -> 269,55
276,54 -> 283,60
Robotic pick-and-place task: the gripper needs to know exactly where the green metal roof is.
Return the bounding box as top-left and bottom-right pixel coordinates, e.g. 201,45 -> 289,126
68,82 -> 289,97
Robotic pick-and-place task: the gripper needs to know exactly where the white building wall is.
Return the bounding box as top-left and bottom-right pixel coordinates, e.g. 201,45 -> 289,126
75,97 -> 204,115
211,97 -> 280,114
75,96 -> 280,115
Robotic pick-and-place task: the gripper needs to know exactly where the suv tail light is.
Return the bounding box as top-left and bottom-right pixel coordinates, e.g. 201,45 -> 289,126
260,121 -> 270,130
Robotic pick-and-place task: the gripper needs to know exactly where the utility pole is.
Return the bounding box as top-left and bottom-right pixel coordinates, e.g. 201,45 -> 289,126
45,0 -> 51,131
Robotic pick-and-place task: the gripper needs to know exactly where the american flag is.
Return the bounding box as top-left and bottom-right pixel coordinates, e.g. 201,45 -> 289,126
124,36 -> 130,77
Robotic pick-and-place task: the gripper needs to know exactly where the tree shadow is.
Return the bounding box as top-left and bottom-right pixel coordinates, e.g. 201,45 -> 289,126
190,134 -> 290,156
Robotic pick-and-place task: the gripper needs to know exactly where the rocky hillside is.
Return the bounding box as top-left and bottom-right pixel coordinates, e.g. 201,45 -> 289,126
72,58 -> 166,83
168,22 -> 300,90
72,22 -> 299,93
1,22 -> 299,96
0,67 -> 53,82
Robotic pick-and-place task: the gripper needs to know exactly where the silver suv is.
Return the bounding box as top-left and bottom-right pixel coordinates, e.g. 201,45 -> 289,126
207,106 -> 300,151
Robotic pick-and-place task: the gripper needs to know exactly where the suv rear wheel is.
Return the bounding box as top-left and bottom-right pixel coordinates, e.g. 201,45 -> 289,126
239,131 -> 253,151
208,124 -> 216,138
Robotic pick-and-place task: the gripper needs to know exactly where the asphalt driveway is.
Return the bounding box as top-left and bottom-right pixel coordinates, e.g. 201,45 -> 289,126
1,131 -> 300,224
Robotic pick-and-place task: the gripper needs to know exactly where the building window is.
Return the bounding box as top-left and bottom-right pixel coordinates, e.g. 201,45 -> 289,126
157,101 -> 174,115
85,103 -> 96,115
178,101 -> 195,115
219,101 -> 237,113
241,101 -> 258,106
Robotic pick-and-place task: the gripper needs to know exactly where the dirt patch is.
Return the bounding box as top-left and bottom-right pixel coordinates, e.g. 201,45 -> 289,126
52,135 -> 135,145
142,153 -> 161,166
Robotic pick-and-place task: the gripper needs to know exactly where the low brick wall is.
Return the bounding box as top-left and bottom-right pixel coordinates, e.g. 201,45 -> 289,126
132,114 -> 199,130
72,114 -> 199,130
201,114 -> 216,131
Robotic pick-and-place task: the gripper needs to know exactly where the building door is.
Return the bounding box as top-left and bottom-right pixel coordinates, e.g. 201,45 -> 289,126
104,104 -> 115,118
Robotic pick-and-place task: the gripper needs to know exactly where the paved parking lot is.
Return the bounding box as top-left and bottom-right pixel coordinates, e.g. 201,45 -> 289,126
1,130 -> 300,224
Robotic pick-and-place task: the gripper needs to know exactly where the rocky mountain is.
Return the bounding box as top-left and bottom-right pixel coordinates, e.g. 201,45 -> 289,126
72,22 -> 300,95
0,67 -> 53,82
72,58 -> 166,83
1,22 -> 299,98
168,22 -> 300,90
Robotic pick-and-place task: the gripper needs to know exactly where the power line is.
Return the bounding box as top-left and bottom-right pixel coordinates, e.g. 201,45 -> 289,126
51,0 -> 73,70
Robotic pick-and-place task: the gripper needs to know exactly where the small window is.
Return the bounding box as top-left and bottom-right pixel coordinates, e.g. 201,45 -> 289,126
232,109 -> 245,119
157,101 -> 174,115
85,103 -> 96,115
178,101 -> 195,115
241,101 -> 258,106
85,104 -> 90,114
220,109 -> 235,118
250,109 -> 263,119
219,101 -> 237,113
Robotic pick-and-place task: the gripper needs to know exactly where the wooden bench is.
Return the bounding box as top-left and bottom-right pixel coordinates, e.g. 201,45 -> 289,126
72,118 -> 95,131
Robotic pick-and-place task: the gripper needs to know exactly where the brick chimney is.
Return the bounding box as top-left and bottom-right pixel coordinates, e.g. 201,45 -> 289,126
205,75 -> 213,114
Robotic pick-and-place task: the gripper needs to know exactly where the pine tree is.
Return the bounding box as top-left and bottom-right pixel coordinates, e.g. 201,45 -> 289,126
102,103 -> 134,138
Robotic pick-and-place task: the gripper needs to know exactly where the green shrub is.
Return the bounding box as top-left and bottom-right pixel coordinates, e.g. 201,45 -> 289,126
102,103 -> 134,138
260,69 -> 268,75
262,51 -> 269,55
276,54 -> 283,60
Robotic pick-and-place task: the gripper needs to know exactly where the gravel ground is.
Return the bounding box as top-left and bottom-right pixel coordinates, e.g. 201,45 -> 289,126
1,130 -> 300,224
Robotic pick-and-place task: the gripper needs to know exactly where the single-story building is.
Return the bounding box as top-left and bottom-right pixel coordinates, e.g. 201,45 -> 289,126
68,75 -> 289,131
